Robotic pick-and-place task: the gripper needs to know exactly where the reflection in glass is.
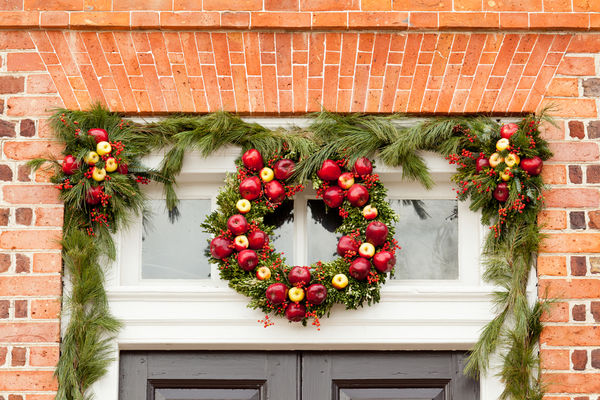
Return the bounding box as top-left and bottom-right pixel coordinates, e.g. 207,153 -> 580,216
306,200 -> 343,265
391,199 -> 459,280
142,199 -> 212,279
264,200 -> 294,263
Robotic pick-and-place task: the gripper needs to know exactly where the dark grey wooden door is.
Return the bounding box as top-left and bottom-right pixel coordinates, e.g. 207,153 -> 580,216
120,351 -> 478,400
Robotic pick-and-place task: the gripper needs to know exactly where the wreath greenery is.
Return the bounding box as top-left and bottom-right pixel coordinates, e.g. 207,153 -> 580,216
31,106 -> 553,400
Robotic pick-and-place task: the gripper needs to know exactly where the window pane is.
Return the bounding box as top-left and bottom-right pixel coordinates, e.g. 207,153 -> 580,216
264,200 -> 294,263
390,199 -> 458,280
142,199 -> 212,279
306,200 -> 343,265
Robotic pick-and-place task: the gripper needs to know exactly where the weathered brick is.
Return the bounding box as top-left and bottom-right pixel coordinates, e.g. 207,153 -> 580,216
589,121 -> 600,139
11,347 -> 26,367
588,165 -> 600,184
17,165 -> 31,182
0,120 -> 16,138
15,208 -> 32,225
541,302 -> 568,322
0,209 -> 9,226
570,211 -> 586,230
0,230 -> 62,250
538,255 -> 567,276
569,165 -> 582,183
0,370 -> 58,391
548,142 -> 599,162
572,304 -> 586,321
572,350 -> 588,370
0,76 -> 24,94
0,165 -> 13,181
569,121 -> 585,139
35,207 -> 63,227
541,349 -> 570,370
2,185 -> 60,204
544,188 -> 599,208
539,210 -> 567,230
542,326 -> 600,346
15,254 -> 30,273
572,256 -> 588,276
0,301 -> 8,318
583,78 -> 600,97
0,347 -> 6,366
591,349 -> 600,369
14,300 -> 27,318
0,254 -> 9,273
591,257 -> 600,274
592,302 -> 600,322
589,211 -> 600,230
31,299 -> 60,319
19,119 -> 35,137
29,346 -> 59,367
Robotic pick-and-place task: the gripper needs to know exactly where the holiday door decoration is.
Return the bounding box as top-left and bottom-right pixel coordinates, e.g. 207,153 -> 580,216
31,107 -> 551,400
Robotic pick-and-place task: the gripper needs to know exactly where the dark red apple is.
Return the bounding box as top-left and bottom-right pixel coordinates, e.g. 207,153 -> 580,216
366,221 -> 388,246
500,123 -> 519,139
62,155 -> 79,175
266,283 -> 288,305
349,258 -> 371,280
323,186 -> 344,208
285,302 -> 306,322
337,235 -> 359,257
288,266 -> 311,287
353,157 -> 373,177
210,236 -> 234,259
493,182 -> 509,202
117,163 -> 128,175
317,159 -> 341,181
520,156 -> 543,176
306,283 -> 327,305
273,159 -> 296,180
87,128 -> 109,143
265,180 -> 285,203
239,176 -> 261,200
346,184 -> 369,207
248,230 -> 269,249
227,214 -> 248,235
475,156 -> 490,173
242,149 -> 263,171
85,185 -> 103,205
372,251 -> 396,273
237,249 -> 259,271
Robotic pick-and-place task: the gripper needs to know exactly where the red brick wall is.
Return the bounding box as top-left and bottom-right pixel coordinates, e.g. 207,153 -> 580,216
0,3 -> 599,400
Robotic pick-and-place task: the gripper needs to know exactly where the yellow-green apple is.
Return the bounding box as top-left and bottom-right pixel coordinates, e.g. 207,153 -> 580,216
358,242 -> 375,258
475,156 -> 490,173
248,230 -> 269,249
84,151 -> 99,165
242,149 -> 263,171
306,284 -> 327,305
265,180 -> 285,203
496,138 -> 510,152
505,153 -> 520,167
353,157 -> 373,177
337,236 -> 359,257
489,153 -> 504,168
500,167 -> 511,181
92,167 -> 106,182
236,199 -> 251,214
273,159 -> 295,180
366,221 -> 388,246
288,266 -> 311,287
285,303 -> 306,322
256,266 -> 271,280
349,258 -> 371,280
493,183 -> 509,202
362,204 -> 378,220
234,235 -> 249,251
237,249 -> 258,271
500,123 -> 519,139
227,214 -> 248,235
239,176 -> 261,200
323,186 -> 344,208
317,159 -> 341,181
288,287 -> 305,302
96,141 -> 112,156
520,156 -> 543,176
260,167 -> 274,182
105,157 -> 118,172
87,128 -> 108,143
337,172 -> 354,189
210,236 -> 234,259
373,251 -> 395,273
331,273 -> 349,289
62,155 -> 78,175
346,184 -> 369,207
266,283 -> 288,304
85,186 -> 103,205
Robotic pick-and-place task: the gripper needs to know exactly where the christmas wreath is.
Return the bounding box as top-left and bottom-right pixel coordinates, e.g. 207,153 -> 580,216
203,149 -> 399,325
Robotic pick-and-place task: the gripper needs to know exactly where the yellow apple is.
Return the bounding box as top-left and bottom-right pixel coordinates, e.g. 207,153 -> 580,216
358,242 -> 375,258
84,151 -> 99,165
288,287 -> 305,302
496,138 -> 510,152
236,199 -> 251,213
489,153 -> 504,168
256,266 -> 271,280
260,167 -> 274,183
105,157 -> 118,172
500,167 -> 512,181
92,167 -> 106,182
504,153 -> 520,167
96,141 -> 112,156
332,273 -> 349,289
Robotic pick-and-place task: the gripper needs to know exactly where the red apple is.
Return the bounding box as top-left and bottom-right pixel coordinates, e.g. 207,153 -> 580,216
117,163 -> 128,175
346,184 -> 369,207
210,236 -> 234,259
256,266 -> 271,280
85,185 -> 103,205
323,186 -> 345,208
306,283 -> 327,305
62,155 -> 79,175
266,283 -> 288,305
372,251 -> 395,273
273,159 -> 296,181
337,172 -> 355,189
353,157 -> 373,177
349,258 -> 371,280
87,128 -> 109,143
493,182 -> 509,202
362,204 -> 378,220
317,159 -> 341,181
237,249 -> 259,271
500,123 -> 519,139
288,266 -> 311,287
248,230 -> 269,249
233,235 -> 249,251
265,180 -> 285,203
337,235 -> 359,257
242,149 -> 263,171
239,176 -> 261,200
520,156 -> 543,176
475,156 -> 490,173
366,221 -> 388,246
227,214 -> 248,235
285,303 -> 306,322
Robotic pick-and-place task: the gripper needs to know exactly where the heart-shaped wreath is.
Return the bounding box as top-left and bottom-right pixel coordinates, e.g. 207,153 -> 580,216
202,149 -> 400,326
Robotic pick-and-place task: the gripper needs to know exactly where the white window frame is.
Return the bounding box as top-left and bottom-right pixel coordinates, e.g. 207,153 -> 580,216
85,118 -> 536,399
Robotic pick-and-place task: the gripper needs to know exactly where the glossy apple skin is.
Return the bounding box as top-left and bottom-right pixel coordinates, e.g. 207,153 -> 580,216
237,249 -> 259,271
500,123 -> 519,139
358,242 -> 375,258
266,283 -> 288,304
493,182 -> 509,202
373,251 -> 396,273
349,258 -> 371,280
317,159 -> 342,181
520,156 -> 543,176
234,235 -> 249,251
248,230 -> 269,249
85,185 -> 103,205
256,266 -> 271,280
323,186 -> 344,208
265,180 -> 286,203
239,176 -> 262,200
475,157 -> 490,173
362,205 -> 377,220
62,155 -> 79,175
306,284 -> 327,305
331,274 -> 349,289
337,172 -> 355,189
288,287 -> 305,302
285,303 -> 306,322
227,214 -> 248,235
87,128 -> 108,143
288,266 -> 311,287
117,163 -> 128,175
366,221 -> 388,246
353,157 -> 373,177
346,184 -> 369,207
337,235 -> 359,257
273,159 -> 296,180
210,236 -> 234,259
242,149 -> 264,171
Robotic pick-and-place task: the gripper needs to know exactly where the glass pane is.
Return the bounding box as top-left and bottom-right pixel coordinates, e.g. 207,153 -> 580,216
142,199 -> 212,279
306,200 -> 343,265
339,387 -> 444,400
264,199 -> 294,263
390,199 -> 458,280
155,388 -> 260,400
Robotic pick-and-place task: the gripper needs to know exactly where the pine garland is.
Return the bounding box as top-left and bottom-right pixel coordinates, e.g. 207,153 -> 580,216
33,106 -> 552,400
